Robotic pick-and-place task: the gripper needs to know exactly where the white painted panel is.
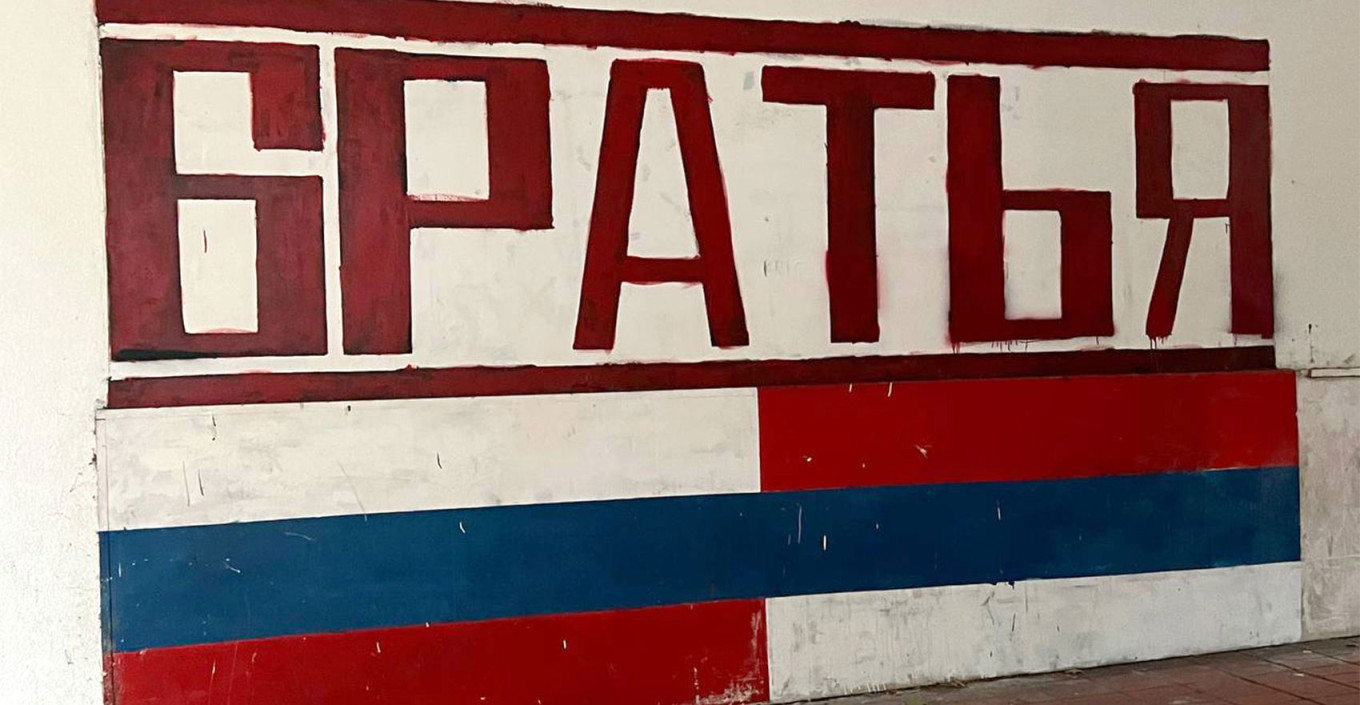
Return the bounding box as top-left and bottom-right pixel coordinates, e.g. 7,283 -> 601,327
766,563 -> 1303,702
404,79 -> 490,199
111,32 -> 1283,381
1171,100 -> 1231,200
177,199 -> 258,334
173,71 -> 324,176
1003,210 -> 1063,320
100,0 -> 1360,375
97,388 -> 758,530
1296,374 -> 1360,639
627,88 -> 700,259
174,71 -> 253,173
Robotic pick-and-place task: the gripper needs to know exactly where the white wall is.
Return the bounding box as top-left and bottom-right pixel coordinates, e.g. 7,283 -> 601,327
2,1 -> 1359,703
0,0 -> 107,704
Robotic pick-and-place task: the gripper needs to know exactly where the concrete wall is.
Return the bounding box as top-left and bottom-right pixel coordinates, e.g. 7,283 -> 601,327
0,1 -> 106,703
1,1 -> 1359,704
1297,375 -> 1360,639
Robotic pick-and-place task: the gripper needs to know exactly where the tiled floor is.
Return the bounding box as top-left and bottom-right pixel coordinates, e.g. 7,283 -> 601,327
814,637 -> 1360,705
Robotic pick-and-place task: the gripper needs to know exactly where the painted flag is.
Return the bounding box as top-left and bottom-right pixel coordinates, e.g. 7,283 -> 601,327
100,368 -> 1300,703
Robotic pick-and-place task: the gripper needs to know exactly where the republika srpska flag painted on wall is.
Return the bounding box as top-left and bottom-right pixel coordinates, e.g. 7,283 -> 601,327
94,1 -> 1300,703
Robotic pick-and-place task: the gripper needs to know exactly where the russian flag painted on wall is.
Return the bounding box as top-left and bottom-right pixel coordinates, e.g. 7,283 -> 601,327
99,369 -> 1301,704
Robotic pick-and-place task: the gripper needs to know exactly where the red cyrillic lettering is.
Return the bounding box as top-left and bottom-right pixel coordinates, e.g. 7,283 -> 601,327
336,49 -> 552,355
101,40 -> 327,360
574,60 -> 747,351
947,75 -> 1114,343
762,67 -> 935,343
1134,82 -> 1273,338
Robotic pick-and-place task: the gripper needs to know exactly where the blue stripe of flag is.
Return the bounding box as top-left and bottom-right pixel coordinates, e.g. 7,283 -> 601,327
102,466 -> 1300,652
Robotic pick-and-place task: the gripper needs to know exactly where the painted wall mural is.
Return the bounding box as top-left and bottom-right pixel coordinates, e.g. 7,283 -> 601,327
96,1 -> 1304,703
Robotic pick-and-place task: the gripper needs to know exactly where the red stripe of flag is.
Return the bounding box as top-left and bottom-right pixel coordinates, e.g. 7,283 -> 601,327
109,600 -> 768,705
759,370 -> 1297,492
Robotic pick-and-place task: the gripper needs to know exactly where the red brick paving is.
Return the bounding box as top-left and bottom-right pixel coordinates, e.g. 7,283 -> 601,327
817,637 -> 1359,705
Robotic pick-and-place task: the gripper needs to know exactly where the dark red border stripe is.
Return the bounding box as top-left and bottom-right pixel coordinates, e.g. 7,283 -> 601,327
760,370 -> 1298,492
96,0 -> 1269,72
109,601 -> 769,705
107,346 -> 1275,409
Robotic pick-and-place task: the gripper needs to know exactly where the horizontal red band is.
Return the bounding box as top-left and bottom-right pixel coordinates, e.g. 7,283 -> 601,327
108,600 -> 768,705
760,370 -> 1298,492
97,0 -> 1269,72
106,347 -> 1275,409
